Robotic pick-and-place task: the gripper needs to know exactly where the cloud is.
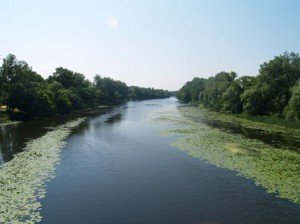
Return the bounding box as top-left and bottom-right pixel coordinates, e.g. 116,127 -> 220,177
107,16 -> 119,28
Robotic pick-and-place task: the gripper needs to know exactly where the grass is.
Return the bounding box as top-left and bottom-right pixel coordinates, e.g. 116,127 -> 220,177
154,107 -> 300,205
0,118 -> 86,223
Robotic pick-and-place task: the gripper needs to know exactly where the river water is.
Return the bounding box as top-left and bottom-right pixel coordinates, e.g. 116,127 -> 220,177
1,98 -> 300,223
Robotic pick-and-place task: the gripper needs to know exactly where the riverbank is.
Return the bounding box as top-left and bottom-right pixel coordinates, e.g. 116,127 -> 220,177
155,106 -> 300,204
0,105 -> 109,127
186,104 -> 300,140
0,118 -> 86,223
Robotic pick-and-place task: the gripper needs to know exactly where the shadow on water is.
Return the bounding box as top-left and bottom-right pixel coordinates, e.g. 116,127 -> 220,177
105,113 -> 123,124
0,107 -> 113,165
183,114 -> 300,152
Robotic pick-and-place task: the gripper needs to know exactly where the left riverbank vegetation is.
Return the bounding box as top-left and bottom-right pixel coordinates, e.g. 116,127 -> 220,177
177,52 -> 300,122
0,54 -> 170,120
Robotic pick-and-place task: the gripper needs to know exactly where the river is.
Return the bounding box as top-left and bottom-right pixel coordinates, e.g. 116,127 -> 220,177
1,98 -> 300,223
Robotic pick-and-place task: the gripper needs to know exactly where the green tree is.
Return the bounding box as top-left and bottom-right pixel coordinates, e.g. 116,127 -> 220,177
48,67 -> 97,109
129,86 -> 170,100
285,80 -> 300,121
242,52 -> 300,116
0,54 -> 32,106
94,75 -> 129,105
177,78 -> 206,103
2,55 -> 53,116
202,72 -> 236,111
55,89 -> 72,114
222,80 -> 243,113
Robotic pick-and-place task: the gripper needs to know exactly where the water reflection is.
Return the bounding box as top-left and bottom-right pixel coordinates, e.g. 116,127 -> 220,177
183,114 -> 300,152
40,98 -> 300,224
0,107 -> 110,165
105,113 -> 123,124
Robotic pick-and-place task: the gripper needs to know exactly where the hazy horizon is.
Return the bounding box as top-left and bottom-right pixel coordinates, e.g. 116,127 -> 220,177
1,0 -> 300,91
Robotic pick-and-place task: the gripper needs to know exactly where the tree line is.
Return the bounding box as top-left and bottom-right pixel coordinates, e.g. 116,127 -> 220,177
177,52 -> 300,121
0,54 -> 170,117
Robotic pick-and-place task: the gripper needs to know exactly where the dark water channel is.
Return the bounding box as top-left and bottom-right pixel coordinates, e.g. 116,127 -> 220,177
1,98 -> 299,223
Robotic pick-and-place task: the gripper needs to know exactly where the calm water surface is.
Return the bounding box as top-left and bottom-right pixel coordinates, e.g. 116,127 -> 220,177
36,98 -> 299,224
1,98 -> 299,223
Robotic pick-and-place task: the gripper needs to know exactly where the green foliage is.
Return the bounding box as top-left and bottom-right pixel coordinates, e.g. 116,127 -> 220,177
177,77 -> 206,102
258,52 -> 300,115
55,89 -> 73,114
48,67 -> 98,110
221,78 -> 243,113
241,85 -> 265,115
202,71 -> 237,111
0,54 -> 170,119
0,54 -> 34,108
93,76 -> 170,104
285,80 -> 300,121
241,53 -> 300,116
129,86 -> 170,101
177,52 -> 300,121
4,63 -> 47,115
94,75 -> 129,105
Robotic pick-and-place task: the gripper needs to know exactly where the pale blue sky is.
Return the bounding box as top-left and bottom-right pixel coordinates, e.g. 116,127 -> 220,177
1,0 -> 299,90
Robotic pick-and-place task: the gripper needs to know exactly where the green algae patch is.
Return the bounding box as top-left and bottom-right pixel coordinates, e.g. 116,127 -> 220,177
0,118 -> 86,223
155,107 -> 300,204
223,143 -> 249,154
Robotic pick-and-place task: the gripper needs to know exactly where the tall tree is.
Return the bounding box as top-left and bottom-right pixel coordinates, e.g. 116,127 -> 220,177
242,52 -> 300,116
202,71 -> 236,111
285,79 -> 300,121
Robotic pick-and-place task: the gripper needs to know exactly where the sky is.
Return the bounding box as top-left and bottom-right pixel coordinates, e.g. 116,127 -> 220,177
0,0 -> 300,90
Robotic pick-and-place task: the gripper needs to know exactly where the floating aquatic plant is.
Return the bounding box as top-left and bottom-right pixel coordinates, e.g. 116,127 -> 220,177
0,118 -> 86,223
155,107 -> 300,204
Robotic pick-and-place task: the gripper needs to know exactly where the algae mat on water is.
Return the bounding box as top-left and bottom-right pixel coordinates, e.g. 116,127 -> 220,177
155,107 -> 300,204
0,118 -> 86,223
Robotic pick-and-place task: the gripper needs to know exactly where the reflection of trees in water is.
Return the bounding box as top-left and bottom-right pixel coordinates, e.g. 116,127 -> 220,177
0,124 -> 21,164
0,107 -> 120,164
105,113 -> 123,124
180,111 -> 300,152
0,118 -> 70,164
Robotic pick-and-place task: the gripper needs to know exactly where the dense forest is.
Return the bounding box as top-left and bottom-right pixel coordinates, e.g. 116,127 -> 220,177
177,52 -> 300,121
0,54 -> 170,117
